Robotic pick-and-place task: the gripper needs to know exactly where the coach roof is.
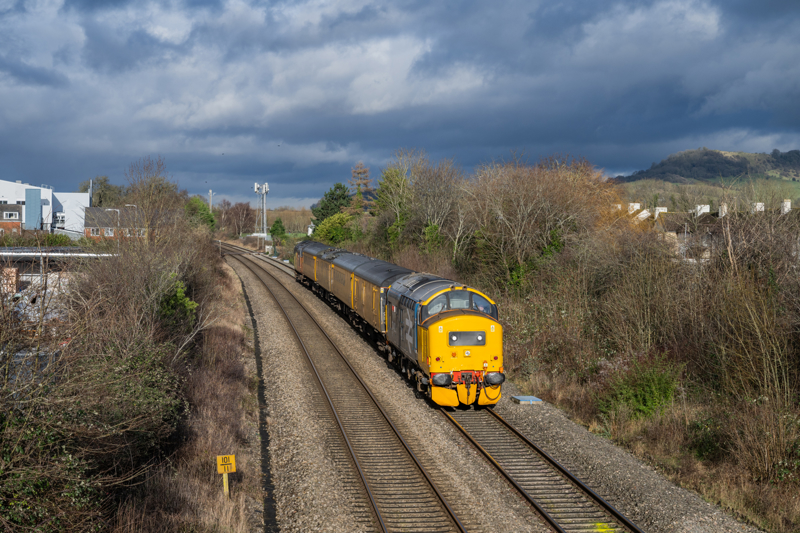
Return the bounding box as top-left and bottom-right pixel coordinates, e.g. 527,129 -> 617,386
331,251 -> 373,272
353,259 -> 414,287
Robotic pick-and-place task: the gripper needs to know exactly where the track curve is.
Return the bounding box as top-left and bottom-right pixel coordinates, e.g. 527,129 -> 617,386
225,245 -> 467,533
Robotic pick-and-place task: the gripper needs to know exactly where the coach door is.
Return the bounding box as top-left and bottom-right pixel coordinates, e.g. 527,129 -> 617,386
371,287 -> 379,328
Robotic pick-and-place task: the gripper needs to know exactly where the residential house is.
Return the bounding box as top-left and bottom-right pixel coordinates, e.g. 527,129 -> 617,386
83,207 -> 146,241
0,204 -> 23,237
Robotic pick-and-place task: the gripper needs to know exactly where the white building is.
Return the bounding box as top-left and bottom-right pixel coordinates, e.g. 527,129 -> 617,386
0,179 -> 89,232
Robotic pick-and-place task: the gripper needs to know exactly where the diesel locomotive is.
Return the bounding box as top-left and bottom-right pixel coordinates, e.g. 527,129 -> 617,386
293,240 -> 505,407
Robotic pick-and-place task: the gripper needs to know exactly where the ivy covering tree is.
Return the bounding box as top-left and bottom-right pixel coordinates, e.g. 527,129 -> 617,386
78,175 -> 126,207
311,182 -> 350,226
184,196 -> 216,231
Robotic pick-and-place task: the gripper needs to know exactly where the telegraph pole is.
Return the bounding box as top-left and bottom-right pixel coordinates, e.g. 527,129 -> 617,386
208,189 -> 213,210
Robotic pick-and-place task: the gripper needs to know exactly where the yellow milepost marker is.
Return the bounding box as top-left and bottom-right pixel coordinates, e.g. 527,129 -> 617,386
217,455 -> 236,498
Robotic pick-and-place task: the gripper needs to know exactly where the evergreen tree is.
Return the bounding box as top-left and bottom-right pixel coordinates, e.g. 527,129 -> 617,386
344,161 -> 373,216
311,183 -> 350,225
270,217 -> 286,245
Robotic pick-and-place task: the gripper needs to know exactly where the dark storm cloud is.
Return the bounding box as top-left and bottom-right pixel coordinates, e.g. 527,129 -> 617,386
1,0 -> 799,205
0,55 -> 69,87
80,21 -> 183,73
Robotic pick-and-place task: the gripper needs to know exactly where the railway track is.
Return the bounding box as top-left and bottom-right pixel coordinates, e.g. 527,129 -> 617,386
442,408 -> 643,533
223,244 -> 467,533
222,241 -> 642,533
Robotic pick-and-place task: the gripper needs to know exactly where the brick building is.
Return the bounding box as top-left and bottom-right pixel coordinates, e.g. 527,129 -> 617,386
83,207 -> 146,241
0,204 -> 22,237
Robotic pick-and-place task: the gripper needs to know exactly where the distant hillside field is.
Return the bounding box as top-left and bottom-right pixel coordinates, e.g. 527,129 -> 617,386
618,148 -> 800,184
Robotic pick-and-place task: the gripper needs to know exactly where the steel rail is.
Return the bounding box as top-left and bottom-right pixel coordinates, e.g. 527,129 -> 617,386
219,241 -> 294,276
228,253 -> 387,532
487,409 -> 644,533
231,252 -> 468,533
440,409 -> 566,533
441,407 -> 643,533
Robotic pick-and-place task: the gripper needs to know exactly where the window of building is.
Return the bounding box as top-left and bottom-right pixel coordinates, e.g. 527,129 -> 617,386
104,228 -> 114,237
3,212 -> 19,220
16,200 -> 25,205
0,200 -> 7,205
90,228 -> 100,237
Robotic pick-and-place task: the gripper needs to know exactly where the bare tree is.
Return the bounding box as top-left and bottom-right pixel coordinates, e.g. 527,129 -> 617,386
124,156 -> 185,244
467,156 -> 612,280
228,202 -> 256,236
410,156 -> 462,232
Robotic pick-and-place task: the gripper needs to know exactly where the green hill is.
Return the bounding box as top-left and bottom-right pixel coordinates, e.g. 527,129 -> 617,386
618,148 -> 800,184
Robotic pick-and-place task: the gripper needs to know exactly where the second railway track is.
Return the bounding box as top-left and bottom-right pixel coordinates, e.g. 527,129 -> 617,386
224,244 -> 468,533
442,408 -> 642,533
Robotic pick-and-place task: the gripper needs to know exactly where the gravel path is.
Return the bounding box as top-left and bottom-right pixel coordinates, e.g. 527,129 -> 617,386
231,256 -> 763,533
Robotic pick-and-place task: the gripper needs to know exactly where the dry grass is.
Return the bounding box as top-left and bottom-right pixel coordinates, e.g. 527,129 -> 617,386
112,262 -> 259,533
517,372 -> 800,533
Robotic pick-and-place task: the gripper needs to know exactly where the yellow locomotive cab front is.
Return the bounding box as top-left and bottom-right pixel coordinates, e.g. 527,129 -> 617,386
418,288 -> 504,407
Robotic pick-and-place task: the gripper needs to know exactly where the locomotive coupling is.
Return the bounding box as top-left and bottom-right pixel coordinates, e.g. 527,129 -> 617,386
484,372 -> 506,386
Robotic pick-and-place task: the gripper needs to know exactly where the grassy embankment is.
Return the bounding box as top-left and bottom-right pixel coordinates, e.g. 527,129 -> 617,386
1,172 -> 260,531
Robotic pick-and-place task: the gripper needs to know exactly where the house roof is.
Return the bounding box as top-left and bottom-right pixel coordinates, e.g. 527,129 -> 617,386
84,207 -> 143,228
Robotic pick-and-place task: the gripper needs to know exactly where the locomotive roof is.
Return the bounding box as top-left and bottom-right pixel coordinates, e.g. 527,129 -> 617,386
387,273 -> 455,303
331,252 -> 373,271
353,259 -> 414,287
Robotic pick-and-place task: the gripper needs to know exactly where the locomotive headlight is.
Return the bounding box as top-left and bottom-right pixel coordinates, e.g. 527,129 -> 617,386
484,372 -> 506,386
431,373 -> 452,387
477,335 -> 483,341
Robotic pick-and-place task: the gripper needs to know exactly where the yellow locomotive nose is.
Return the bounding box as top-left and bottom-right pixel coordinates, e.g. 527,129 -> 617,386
422,312 -> 503,407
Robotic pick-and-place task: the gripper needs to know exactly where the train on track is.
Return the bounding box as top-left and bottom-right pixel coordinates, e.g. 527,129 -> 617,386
293,241 -> 505,407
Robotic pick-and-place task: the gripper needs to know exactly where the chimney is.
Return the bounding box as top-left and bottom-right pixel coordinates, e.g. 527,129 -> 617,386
719,203 -> 728,218
751,202 -> 765,213
782,199 -> 791,215
627,202 -> 641,214
694,205 -> 710,217
654,207 -> 668,219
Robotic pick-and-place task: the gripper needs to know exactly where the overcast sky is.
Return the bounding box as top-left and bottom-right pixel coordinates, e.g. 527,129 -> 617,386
1,0 -> 799,207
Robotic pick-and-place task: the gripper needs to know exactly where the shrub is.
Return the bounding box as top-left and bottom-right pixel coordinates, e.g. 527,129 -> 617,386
314,212 -> 353,245
160,274 -> 199,333
598,356 -> 682,419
